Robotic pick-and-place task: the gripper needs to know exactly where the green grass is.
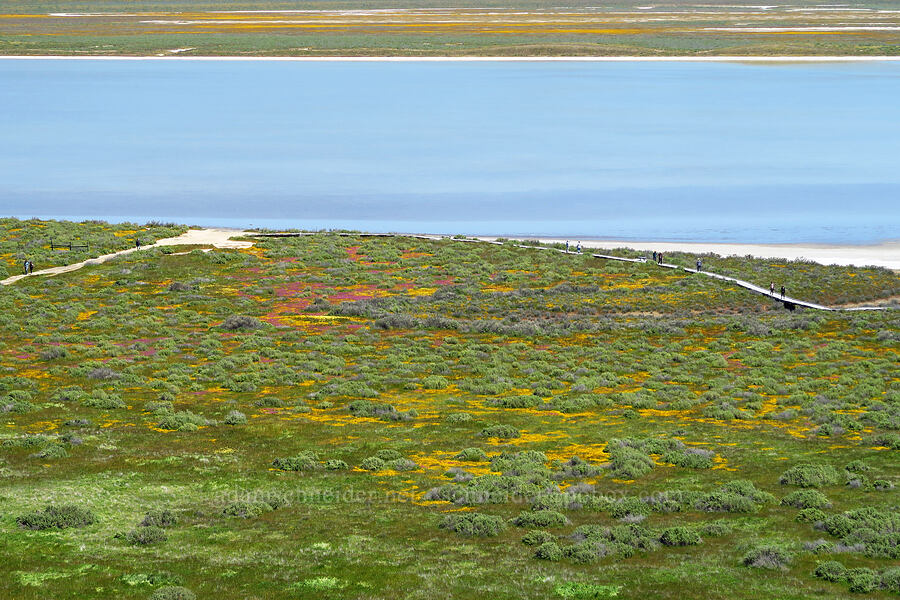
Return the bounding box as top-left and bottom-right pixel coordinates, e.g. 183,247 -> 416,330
0,221 -> 898,599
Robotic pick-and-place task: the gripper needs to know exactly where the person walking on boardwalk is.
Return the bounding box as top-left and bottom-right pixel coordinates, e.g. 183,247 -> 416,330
780,285 -> 786,298
696,258 -> 702,272
657,252 -> 663,264
23,260 -> 29,275
770,282 -> 775,295
652,250 -> 657,263
576,242 -> 582,254
565,241 -> 569,253
135,238 -> 141,249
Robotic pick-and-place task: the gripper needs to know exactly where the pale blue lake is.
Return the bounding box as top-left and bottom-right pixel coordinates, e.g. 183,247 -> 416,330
1,59 -> 899,243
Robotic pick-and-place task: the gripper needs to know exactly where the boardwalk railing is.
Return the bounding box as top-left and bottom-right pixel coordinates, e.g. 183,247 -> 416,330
50,240 -> 89,251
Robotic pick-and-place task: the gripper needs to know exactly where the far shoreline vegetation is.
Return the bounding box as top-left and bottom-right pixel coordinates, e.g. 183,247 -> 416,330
1,216 -> 898,598
1,1 -> 899,57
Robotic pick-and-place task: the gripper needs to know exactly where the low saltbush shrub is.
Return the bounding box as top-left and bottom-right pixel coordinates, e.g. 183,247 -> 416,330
781,489 -> 832,509
779,464 -> 839,488
439,512 -> 506,537
272,451 -> 319,471
512,510 -> 568,528
742,544 -> 792,570
16,504 -> 96,530
659,527 -> 702,547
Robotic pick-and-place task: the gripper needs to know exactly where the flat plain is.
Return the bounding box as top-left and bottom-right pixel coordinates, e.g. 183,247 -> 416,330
1,218 -> 899,599
2,1 -> 900,56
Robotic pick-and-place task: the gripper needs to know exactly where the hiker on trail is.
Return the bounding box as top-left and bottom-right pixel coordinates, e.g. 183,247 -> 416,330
780,285 -> 786,298
576,242 -> 582,254
135,239 -> 141,249
27,261 -> 33,274
23,260 -> 29,275
652,250 -> 657,263
696,258 -> 702,272
770,282 -> 775,295
657,252 -> 663,264
565,241 -> 569,253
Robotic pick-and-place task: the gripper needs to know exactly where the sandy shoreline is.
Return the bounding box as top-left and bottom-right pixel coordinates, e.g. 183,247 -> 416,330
3,56 -> 900,62
473,237 -> 900,270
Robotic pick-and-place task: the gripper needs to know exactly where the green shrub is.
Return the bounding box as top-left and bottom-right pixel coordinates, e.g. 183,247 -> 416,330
157,410 -> 210,431
439,513 -> 506,537
387,458 -> 418,471
781,489 -> 831,509
610,497 -> 651,519
324,459 -> 349,470
222,501 -> 275,519
149,586 -> 196,600
223,410 -> 247,425
534,541 -> 563,561
120,571 -> 182,587
699,521 -> 731,537
272,451 -> 318,471
0,398 -> 36,413
16,504 -> 96,530
375,449 -> 403,461
695,480 -> 775,513
662,448 -> 714,469
480,424 -> 521,439
846,568 -> 877,593
221,315 -> 264,330
779,464 -> 839,488
360,457 -> 386,471
455,447 -> 489,462
83,391 -> 126,410
140,509 -> 178,528
522,529 -> 556,546
494,395 -> 540,409
512,510 -> 568,528
659,527 -> 702,547
872,433 -> 900,450
844,460 -> 870,474
446,412 -> 473,424
881,568 -> 900,593
348,399 -> 415,421
822,507 -> 900,558
554,582 -> 622,599
33,444 -> 68,459
796,508 -> 827,523
422,375 -> 449,389
254,396 -> 286,408
145,400 -> 173,414
814,560 -> 847,583
608,445 -> 654,479
741,545 -> 792,570
2,434 -> 52,448
50,385 -> 87,402
123,526 -> 167,545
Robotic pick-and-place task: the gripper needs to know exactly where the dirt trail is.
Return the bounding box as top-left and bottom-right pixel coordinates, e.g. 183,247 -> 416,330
0,228 -> 252,286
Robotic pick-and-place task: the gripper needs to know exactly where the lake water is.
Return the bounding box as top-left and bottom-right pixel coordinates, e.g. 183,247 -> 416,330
1,58 -> 899,243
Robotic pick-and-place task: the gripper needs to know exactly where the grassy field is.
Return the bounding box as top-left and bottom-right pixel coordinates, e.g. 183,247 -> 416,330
0,218 -> 187,277
0,219 -> 898,599
1,1 -> 899,56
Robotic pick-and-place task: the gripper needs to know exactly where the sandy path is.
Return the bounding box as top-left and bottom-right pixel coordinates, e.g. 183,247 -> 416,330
0,228 -> 252,286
